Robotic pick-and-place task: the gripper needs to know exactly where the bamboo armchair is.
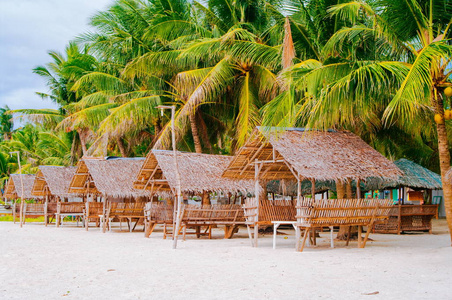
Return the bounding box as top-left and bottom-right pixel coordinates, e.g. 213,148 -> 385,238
144,202 -> 174,238
295,198 -> 393,252
83,202 -> 104,231
103,202 -> 145,233
243,198 -> 296,246
55,202 -> 85,227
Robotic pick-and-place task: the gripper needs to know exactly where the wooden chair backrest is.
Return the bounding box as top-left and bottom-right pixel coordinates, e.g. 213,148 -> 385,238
24,203 -> 46,214
85,202 -> 104,217
144,202 -> 174,223
58,202 -> 85,214
243,198 -> 296,224
296,198 -> 393,227
181,204 -> 244,223
107,202 -> 145,217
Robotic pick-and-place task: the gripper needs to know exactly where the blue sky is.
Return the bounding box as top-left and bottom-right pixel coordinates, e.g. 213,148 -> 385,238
0,0 -> 111,111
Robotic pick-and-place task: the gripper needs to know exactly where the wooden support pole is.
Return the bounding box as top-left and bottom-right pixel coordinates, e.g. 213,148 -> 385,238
253,160 -> 261,247
356,179 -> 361,199
311,179 -> 315,199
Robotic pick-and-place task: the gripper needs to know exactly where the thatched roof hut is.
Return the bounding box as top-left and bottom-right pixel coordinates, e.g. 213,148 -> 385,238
3,174 -> 43,200
134,150 -> 255,194
68,157 -> 150,198
32,166 -> 79,199
223,127 -> 402,181
365,159 -> 442,190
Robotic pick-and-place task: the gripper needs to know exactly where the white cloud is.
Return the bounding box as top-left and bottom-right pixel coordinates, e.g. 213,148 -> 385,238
0,0 -> 112,109
0,86 -> 58,110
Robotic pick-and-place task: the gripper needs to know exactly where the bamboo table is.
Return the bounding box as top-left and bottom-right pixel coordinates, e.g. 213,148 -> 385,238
272,221 -> 298,249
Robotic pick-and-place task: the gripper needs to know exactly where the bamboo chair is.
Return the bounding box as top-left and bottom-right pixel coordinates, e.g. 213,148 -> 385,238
83,202 -> 104,231
103,202 -> 145,233
144,202 -> 174,238
55,202 -> 85,227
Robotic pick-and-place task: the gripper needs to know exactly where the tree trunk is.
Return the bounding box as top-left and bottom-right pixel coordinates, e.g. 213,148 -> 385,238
336,179 -> 345,199
76,128 -> 88,156
196,111 -> 213,153
70,133 -> 78,165
188,112 -> 202,153
116,137 -> 127,157
433,88 -> 452,244
346,179 -> 353,198
202,191 -> 210,206
337,179 -> 356,240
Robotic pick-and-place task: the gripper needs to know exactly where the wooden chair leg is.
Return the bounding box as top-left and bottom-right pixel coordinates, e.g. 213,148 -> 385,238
358,225 -> 363,248
163,224 -> 167,239
362,225 -> 372,248
208,225 -> 212,239
299,228 -> 309,252
183,225 -> 187,241
295,227 -> 302,251
253,224 -> 259,247
246,225 -> 254,247
345,226 -> 352,246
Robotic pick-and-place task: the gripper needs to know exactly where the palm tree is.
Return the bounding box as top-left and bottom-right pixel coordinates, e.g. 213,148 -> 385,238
263,0 -> 452,243
0,105 -> 13,141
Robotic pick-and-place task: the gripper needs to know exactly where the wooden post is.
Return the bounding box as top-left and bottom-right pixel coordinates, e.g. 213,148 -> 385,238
201,191 -> 210,206
44,193 -> 48,227
356,179 -> 361,199
346,179 -> 352,198
311,179 -> 315,199
254,160 -> 261,247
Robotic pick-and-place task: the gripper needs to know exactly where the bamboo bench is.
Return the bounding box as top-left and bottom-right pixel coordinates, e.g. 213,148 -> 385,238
56,202 -> 85,227
103,202 -> 145,233
295,198 -> 393,252
83,202 -> 104,231
177,204 -> 246,239
14,203 -> 58,225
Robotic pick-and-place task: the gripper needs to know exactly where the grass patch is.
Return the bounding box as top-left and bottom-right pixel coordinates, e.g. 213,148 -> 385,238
0,215 -> 46,222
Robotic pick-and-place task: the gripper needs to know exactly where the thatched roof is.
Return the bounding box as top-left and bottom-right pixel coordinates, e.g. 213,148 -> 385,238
365,159 -> 442,190
223,127 -> 402,181
3,174 -> 43,200
134,150 -> 255,194
32,166 -> 79,198
68,157 -> 150,198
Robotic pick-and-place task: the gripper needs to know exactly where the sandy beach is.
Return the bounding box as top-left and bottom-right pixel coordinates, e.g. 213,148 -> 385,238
0,220 -> 450,300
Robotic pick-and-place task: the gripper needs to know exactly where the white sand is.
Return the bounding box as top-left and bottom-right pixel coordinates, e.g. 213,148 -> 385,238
0,220 -> 450,300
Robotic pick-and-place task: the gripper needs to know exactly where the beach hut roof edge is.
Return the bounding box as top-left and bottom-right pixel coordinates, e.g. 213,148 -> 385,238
4,174 -> 43,200
68,158 -> 150,198
223,127 -> 402,181
32,166 -> 80,198
134,150 -> 255,194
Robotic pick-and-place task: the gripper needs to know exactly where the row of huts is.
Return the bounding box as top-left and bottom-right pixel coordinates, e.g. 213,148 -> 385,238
2,127 -> 444,247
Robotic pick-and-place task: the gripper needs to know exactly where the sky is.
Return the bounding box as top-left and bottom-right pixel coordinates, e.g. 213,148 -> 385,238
0,0 -> 111,112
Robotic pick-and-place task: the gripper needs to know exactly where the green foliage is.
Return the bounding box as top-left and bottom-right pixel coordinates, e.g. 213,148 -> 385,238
6,0 -> 451,181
